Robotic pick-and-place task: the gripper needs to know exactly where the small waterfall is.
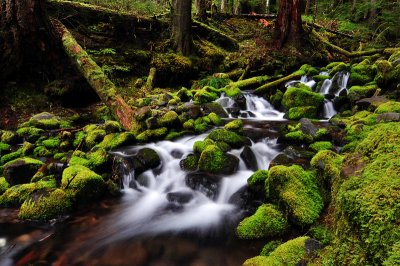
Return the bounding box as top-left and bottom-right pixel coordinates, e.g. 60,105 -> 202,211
319,79 -> 332,94
217,92 -> 285,120
319,71 -> 349,119
106,133 -> 280,240
323,99 -> 336,119
336,71 -> 350,96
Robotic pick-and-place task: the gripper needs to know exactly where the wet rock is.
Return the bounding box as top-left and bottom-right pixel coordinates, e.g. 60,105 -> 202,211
178,102 -> 203,119
356,96 -> 388,111
166,191 -> 193,204
128,148 -> 161,175
228,186 -> 265,215
206,129 -> 250,149
233,93 -> 247,110
201,102 -> 228,117
198,145 -> 239,175
376,112 -> 400,122
240,146 -> 258,171
185,172 -> 221,199
333,96 -> 351,113
179,154 -> 198,172
4,158 -> 44,186
299,118 -> 318,137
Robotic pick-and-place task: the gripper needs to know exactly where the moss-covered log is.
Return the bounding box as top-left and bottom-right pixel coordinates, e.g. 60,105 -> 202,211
53,20 -> 135,130
145,67 -> 157,90
227,75 -> 274,90
254,70 -> 305,95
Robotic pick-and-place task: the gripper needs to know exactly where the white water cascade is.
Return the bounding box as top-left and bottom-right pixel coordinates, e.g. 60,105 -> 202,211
103,133 -> 279,242
217,92 -> 285,120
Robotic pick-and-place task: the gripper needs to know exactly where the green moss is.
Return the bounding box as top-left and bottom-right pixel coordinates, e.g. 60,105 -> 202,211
237,204 -> 287,239
158,111 -> 179,128
198,145 -> 238,175
0,177 -> 9,195
348,84 -> 379,102
85,129 -> 106,148
42,137 -> 61,149
102,120 -> 122,133
287,106 -> 317,120
349,72 -> 374,86
22,112 -> 71,129
73,131 -> 85,148
309,224 -> 333,245
151,52 -> 192,77
69,148 -> 109,170
61,165 -> 105,201
312,75 -> 330,82
0,142 -> 11,156
136,128 -> 168,142
0,180 -> 55,207
206,128 -> 247,148
193,139 -> 215,154
21,142 -> 34,156
270,90 -> 283,109
247,170 -> 268,187
19,189 -> 72,221
3,157 -> 44,185
183,119 -> 195,130
266,165 -> 323,226
0,150 -> 23,165
1,131 -> 19,144
221,86 -> 241,97
243,237 -> 310,266
309,141 -> 333,152
180,154 -> 198,171
260,240 -> 283,256
192,76 -> 230,90
207,112 -> 222,126
193,86 -> 219,103
384,241 -> 400,266
33,146 -> 53,157
282,87 -> 324,110
284,130 -> 314,144
99,132 -> 136,150
375,101 -> 400,114
224,119 -> 243,133
329,62 -> 349,75
300,64 -> 319,76
193,118 -> 208,133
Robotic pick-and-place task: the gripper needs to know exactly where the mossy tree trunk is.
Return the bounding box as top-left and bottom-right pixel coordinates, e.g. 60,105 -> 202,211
275,0 -> 303,48
171,0 -> 193,55
0,0 -> 60,81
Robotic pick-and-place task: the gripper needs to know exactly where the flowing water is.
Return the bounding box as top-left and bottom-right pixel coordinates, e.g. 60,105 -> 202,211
0,74 -> 345,265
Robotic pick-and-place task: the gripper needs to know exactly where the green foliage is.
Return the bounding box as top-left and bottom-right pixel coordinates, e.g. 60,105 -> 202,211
236,204 -> 287,239
180,154 -> 198,171
309,224 -> 333,245
192,76 -> 231,90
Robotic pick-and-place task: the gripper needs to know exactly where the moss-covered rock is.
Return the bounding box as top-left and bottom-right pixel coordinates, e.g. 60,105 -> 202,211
179,154 -> 198,171
85,129 -> 106,148
266,165 -> 323,226
375,101 -> 400,114
3,157 -> 44,186
193,86 -> 219,103
61,165 -> 105,201
1,130 -> 20,144
206,128 -> 249,149
328,62 -> 349,75
283,130 -> 314,144
136,127 -> 168,142
0,177 -> 9,195
207,112 -> 222,126
236,204 -> 287,239
348,84 -> 379,102
42,137 -> 61,149
270,90 -> 283,109
282,87 -> 324,110
99,132 -> 136,150
18,188 -> 72,221
309,224 -> 333,246
158,111 -> 180,128
69,148 -> 110,171
129,148 -> 161,175
33,146 -> 53,157
201,102 -> 228,117
224,119 -> 243,133
0,149 -> 23,165
309,141 -> 333,152
247,170 -> 268,187
286,106 -> 317,120
0,142 -> 11,156
198,145 -> 239,175
21,112 -> 71,129
243,236 -> 314,266
102,120 -> 122,133
0,180 -> 55,207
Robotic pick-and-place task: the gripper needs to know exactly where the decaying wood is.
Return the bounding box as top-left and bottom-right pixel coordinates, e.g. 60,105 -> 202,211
306,22 -> 353,38
254,70 -> 305,95
230,75 -> 274,90
53,20 -> 135,131
193,19 -> 239,51
213,69 -> 244,79
145,67 -> 157,90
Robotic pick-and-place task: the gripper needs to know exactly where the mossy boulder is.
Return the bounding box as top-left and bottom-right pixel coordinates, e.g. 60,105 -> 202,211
102,120 -> 122,133
179,154 -> 198,171
224,119 -> 243,133
266,165 -> 323,226
348,84 -> 379,102
243,236 -> 320,266
0,177 -> 10,195
18,188 -> 72,221
3,157 -> 44,186
236,204 -> 287,239
69,148 -> 110,171
375,101 -> 400,114
193,86 -> 219,103
33,146 -> 53,157
85,129 -> 106,148
0,142 -> 11,156
136,127 -> 168,142
21,112 -> 71,129
206,128 -> 249,149
247,170 -> 268,188
201,102 -> 228,117
286,106 -> 317,120
61,165 -> 105,201
207,112 -> 222,126
282,87 -> 324,110
42,137 -> 61,149
129,148 -> 161,175
0,180 -> 55,207
283,130 -> 314,144
198,145 -> 239,175
99,132 -> 136,150
0,149 -> 23,165
328,62 -> 349,75
158,111 -> 180,128
1,130 -> 20,144
309,141 -> 333,152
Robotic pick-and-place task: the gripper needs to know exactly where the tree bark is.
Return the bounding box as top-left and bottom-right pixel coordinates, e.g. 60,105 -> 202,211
305,0 -> 312,15
221,0 -> 227,12
275,0 -> 303,48
0,0 -> 59,81
171,0 -> 193,55
196,0 -> 207,21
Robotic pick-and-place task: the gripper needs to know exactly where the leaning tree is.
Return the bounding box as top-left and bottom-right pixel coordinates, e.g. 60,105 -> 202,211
171,0 -> 193,55
275,0 -> 303,48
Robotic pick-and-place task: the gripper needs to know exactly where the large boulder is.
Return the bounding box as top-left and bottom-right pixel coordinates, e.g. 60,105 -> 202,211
206,128 -> 250,149
282,87 -> 324,110
3,157 -> 44,185
198,145 -> 239,175
128,148 -> 161,175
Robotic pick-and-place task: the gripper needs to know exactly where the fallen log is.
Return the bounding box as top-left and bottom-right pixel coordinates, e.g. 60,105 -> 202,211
193,19 -> 239,51
254,70 -> 305,95
306,22 -> 353,39
53,19 -> 135,131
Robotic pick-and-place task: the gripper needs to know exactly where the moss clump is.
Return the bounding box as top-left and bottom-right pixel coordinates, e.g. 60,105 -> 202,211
348,84 -> 379,102
384,241 -> 400,266
193,139 -> 215,154
375,101 -> 400,114
73,131 -> 85,148
247,170 -> 268,187
329,62 -> 349,75
221,86 -> 241,97
260,240 -> 283,256
1,130 -> 19,144
151,52 -> 192,78
85,129 -> 106,148
270,90 -> 283,109
206,128 -> 248,149
102,120 -> 122,133
42,137 -> 61,149
0,142 -> 11,156
158,111 -> 180,128
193,118 -> 208,133
286,106 -> 317,120
69,148 -> 109,170
309,141 -> 333,152
99,132 -> 136,150
198,145 -> 239,175
179,154 -> 198,171
136,127 -> 168,142
193,86 -> 219,103
33,146 -> 53,157
243,237 -> 310,266
21,112 -> 71,129
236,204 -> 287,239
309,224 -> 333,246
282,87 -> 324,110
207,112 -> 222,126
300,64 -> 319,76
224,119 -> 243,133
266,165 -> 323,226
284,130 -> 314,144
183,119 -> 195,130
0,180 -> 55,207
62,165 -> 105,201
349,62 -> 376,86
19,189 -> 72,221
3,157 -> 44,185
0,177 -> 10,195
0,150 -> 23,165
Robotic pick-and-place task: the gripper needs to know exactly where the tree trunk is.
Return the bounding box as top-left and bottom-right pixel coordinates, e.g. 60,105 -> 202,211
0,0 -> 59,81
305,0 -> 312,15
196,0 -> 207,21
171,0 -> 193,55
221,0 -> 227,12
275,0 -> 303,48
